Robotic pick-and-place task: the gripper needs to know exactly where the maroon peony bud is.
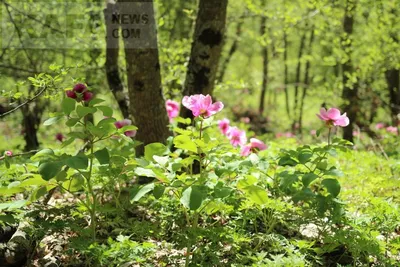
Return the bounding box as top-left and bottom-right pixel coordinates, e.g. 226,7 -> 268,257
66,90 -> 77,99
73,83 -> 87,93
82,91 -> 93,102
55,133 -> 64,142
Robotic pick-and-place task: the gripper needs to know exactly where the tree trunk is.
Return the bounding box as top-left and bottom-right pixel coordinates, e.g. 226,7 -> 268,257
217,14 -> 244,83
298,26 -> 315,134
293,27 -> 307,130
258,13 -> 269,115
180,0 -> 228,119
283,31 -> 290,119
21,92 -> 45,151
385,69 -> 400,125
104,1 -> 130,119
122,0 -> 170,156
341,0 -> 358,143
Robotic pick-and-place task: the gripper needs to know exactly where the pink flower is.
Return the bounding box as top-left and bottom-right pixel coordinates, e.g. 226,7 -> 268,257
310,129 -> 317,136
375,123 -> 385,130
82,91 -> 94,102
240,138 -> 267,156
55,133 -> 64,142
182,94 -> 223,118
240,117 -> 250,124
66,90 -> 77,99
386,126 -> 398,134
285,132 -> 295,138
317,108 -> 349,127
227,127 -> 247,147
73,83 -> 87,93
114,119 -> 137,137
218,118 -> 230,135
4,150 -> 12,157
166,100 -> 180,122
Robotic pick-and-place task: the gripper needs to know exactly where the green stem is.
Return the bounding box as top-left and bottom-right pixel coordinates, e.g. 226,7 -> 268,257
328,127 -> 332,146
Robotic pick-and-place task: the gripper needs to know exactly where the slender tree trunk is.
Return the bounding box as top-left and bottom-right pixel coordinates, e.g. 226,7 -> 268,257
217,15 -> 244,83
180,0 -> 228,119
258,13 -> 269,115
122,0 -> 170,156
385,69 -> 400,125
283,31 -> 290,119
104,1 -> 130,118
341,0 -> 358,143
299,26 -> 315,134
293,27 -> 307,130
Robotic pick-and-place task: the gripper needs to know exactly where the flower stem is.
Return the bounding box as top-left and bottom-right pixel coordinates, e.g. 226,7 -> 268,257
328,127 -> 332,146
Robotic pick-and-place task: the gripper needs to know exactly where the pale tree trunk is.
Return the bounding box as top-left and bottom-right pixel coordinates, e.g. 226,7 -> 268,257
341,0 -> 358,143
181,0 -> 228,119
122,0 -> 170,156
104,1 -> 130,118
283,31 -> 290,119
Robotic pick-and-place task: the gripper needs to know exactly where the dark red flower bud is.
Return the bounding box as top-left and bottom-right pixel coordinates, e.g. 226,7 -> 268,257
55,133 -> 64,142
73,83 -> 87,93
66,90 -> 77,99
82,91 -> 93,102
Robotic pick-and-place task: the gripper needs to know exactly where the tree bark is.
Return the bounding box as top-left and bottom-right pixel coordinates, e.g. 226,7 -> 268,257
385,69 -> 400,125
341,0 -> 358,143
122,0 -> 170,156
104,1 -> 130,119
283,31 -> 291,119
258,13 -> 269,115
181,0 -> 228,119
298,26 -> 315,133
217,14 -> 244,83
293,26 -> 307,130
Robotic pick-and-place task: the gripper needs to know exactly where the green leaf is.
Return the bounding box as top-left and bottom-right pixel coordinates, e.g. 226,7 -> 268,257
279,172 -> 299,189
66,118 -> 80,127
135,167 -> 156,178
243,185 -> 268,205
302,173 -> 318,187
38,162 -> 63,180
298,152 -> 313,164
31,149 -> 55,162
173,135 -> 197,153
96,105 -> 113,117
237,175 -> 258,190
278,155 -> 298,166
322,179 -> 341,197
180,185 -> 207,210
213,186 -> 232,199
144,143 -> 168,162
62,97 -> 76,115
89,98 -> 105,106
76,106 -> 97,118
66,155 -> 88,170
43,116 -> 63,126
62,175 -> 85,192
130,183 -> 155,202
94,148 -> 110,165
153,185 -> 165,199
317,160 -> 328,170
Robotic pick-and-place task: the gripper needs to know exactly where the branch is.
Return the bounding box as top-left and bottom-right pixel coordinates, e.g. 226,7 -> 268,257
0,85 -> 47,118
0,149 -> 38,160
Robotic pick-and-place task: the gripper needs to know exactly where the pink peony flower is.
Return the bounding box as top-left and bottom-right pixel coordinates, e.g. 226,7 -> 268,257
240,138 -> 267,156
386,126 -> 398,134
227,127 -> 247,147
55,133 -> 64,142
285,132 -> 295,138
66,90 -> 77,99
73,83 -> 87,93
218,118 -> 230,135
114,119 -> 137,137
240,117 -> 250,124
375,123 -> 385,130
317,108 -> 349,127
5,150 -> 13,157
82,91 -> 94,102
166,100 -> 180,122
182,94 -> 223,118
310,129 -> 317,136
